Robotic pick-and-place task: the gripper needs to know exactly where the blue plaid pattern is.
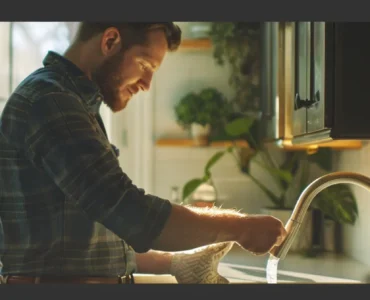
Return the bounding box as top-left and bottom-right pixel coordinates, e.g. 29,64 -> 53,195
0,51 -> 172,276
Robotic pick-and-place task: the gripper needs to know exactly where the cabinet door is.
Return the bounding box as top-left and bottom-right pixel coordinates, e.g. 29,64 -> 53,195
261,22 -> 280,140
292,22 -> 310,136
306,22 -> 327,133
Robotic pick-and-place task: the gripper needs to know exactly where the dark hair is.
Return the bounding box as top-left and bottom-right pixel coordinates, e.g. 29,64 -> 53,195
75,22 -> 182,52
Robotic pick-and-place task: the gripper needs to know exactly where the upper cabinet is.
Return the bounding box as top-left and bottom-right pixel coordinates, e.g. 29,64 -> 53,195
292,22 -> 331,141
261,22 -> 370,149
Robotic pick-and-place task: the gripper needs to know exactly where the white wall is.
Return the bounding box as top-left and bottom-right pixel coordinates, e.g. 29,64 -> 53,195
334,142 -> 370,266
153,146 -> 281,213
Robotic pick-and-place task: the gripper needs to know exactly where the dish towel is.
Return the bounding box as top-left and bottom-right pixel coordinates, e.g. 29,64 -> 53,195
170,242 -> 234,284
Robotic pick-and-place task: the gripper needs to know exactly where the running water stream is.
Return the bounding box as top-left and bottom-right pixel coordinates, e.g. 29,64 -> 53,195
266,255 -> 280,283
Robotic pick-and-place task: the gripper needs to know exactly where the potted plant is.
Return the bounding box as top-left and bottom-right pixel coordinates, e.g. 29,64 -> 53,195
208,22 -> 261,113
181,116 -> 359,255
174,87 -> 231,146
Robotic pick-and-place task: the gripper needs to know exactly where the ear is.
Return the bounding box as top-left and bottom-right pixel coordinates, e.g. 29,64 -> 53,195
100,27 -> 122,57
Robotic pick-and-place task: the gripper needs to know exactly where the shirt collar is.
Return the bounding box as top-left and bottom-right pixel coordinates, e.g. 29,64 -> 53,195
42,51 -> 103,111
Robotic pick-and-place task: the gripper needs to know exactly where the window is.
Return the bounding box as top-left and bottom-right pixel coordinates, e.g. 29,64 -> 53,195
1,22 -> 112,138
0,22 -> 10,112
12,22 -> 79,88
0,22 -> 79,115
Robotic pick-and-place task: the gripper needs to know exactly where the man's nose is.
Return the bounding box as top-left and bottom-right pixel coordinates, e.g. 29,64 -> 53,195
140,72 -> 153,91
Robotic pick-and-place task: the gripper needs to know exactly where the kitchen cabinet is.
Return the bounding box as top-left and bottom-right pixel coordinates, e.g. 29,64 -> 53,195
291,21 -> 333,142
261,22 -> 370,149
292,22 -> 311,137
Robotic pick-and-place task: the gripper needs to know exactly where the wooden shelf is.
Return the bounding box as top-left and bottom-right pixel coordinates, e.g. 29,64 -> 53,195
156,138 -> 361,151
280,140 -> 363,152
178,38 -> 212,50
155,138 -> 249,148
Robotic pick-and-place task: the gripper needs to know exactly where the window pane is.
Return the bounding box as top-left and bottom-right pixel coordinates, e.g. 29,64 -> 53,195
12,22 -> 79,89
10,22 -> 113,134
0,22 -> 10,101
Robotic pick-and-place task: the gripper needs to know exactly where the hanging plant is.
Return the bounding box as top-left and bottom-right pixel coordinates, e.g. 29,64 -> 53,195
208,22 -> 261,112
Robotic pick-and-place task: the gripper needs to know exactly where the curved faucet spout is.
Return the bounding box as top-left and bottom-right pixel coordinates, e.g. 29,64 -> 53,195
270,171 -> 370,260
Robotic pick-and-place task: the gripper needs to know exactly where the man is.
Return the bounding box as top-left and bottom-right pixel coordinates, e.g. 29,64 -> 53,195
0,22 -> 286,284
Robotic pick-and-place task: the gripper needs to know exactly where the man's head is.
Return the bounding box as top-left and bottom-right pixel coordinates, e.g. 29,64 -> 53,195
73,22 -> 182,112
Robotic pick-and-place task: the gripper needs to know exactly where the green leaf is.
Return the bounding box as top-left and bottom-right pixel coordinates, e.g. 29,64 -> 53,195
336,202 -> 357,224
224,116 -> 255,137
313,184 -> 358,224
270,168 -> 294,185
182,178 -> 206,202
204,150 -> 226,175
254,160 -> 294,185
308,148 -> 333,171
281,151 -> 302,174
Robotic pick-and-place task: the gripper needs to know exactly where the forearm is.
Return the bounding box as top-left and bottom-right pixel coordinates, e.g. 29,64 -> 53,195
151,204 -> 245,252
135,250 -> 173,274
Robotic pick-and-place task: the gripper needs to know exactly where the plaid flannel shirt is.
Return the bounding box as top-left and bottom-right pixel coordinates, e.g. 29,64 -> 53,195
0,51 -> 172,276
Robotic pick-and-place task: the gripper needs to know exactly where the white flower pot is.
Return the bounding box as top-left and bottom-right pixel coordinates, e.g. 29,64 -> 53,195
260,207 -> 313,253
191,123 -> 211,146
323,218 -> 336,252
190,182 -> 217,208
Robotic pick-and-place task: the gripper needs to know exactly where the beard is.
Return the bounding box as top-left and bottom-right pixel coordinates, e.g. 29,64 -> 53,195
93,51 -> 128,112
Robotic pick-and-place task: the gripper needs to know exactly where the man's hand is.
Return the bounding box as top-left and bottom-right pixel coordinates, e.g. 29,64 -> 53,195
170,242 -> 234,284
238,215 -> 287,255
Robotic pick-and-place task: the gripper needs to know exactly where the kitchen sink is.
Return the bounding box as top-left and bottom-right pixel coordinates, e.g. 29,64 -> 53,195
218,262 -> 361,283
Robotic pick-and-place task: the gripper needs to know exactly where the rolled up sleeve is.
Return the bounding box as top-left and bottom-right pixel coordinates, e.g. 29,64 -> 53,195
24,92 -> 172,253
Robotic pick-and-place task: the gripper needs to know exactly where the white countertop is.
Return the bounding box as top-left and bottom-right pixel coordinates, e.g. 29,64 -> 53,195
135,245 -> 370,284
218,245 -> 370,284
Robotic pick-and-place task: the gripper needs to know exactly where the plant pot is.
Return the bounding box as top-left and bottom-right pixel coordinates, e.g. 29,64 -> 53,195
260,207 -> 313,253
191,201 -> 215,208
323,217 -> 343,253
190,182 -> 217,208
191,123 -> 211,146
323,217 -> 336,252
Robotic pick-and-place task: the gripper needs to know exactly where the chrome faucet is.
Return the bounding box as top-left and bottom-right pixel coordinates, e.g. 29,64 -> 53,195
270,171 -> 370,260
